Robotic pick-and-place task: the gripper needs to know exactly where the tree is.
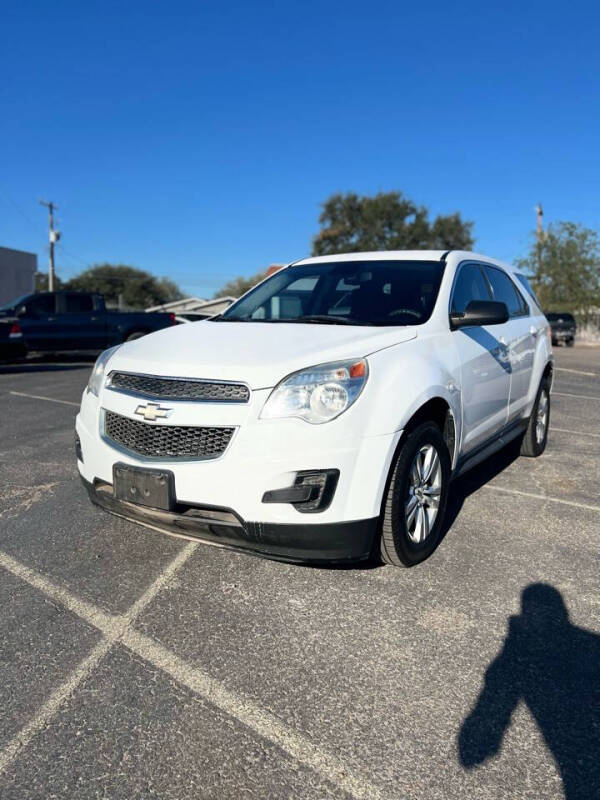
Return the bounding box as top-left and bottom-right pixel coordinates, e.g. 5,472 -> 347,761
35,272 -> 64,291
64,264 -> 184,309
311,191 -> 474,255
213,270 -> 268,299
516,222 -> 600,321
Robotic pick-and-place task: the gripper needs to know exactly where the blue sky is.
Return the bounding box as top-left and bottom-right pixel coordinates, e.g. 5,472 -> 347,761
1,0 -> 599,297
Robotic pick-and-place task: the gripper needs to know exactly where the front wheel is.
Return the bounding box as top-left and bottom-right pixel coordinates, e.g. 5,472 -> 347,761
379,422 -> 451,567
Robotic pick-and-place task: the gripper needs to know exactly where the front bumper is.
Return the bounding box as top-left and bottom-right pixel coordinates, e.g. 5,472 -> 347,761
81,476 -> 377,563
76,378 -> 401,562
552,329 -> 575,341
77,385 -> 400,524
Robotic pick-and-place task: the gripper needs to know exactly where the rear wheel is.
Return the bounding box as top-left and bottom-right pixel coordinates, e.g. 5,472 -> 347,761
126,330 -> 148,342
520,377 -> 550,457
566,337 -> 575,347
379,422 -> 451,567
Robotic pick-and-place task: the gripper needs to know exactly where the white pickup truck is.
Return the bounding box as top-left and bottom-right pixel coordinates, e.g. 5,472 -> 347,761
76,250 -> 552,567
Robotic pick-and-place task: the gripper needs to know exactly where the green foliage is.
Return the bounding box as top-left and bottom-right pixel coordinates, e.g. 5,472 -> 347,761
516,222 -> 600,321
64,264 -> 184,309
312,191 -> 474,255
213,270 -> 268,299
35,272 -> 63,291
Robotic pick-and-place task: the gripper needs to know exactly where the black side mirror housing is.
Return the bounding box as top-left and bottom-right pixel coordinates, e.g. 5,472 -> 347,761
450,300 -> 509,330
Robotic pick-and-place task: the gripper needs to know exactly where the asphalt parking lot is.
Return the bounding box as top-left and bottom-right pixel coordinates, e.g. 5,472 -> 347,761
0,347 -> 598,800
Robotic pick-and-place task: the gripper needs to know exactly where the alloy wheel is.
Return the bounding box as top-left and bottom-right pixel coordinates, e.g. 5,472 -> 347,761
405,444 -> 442,544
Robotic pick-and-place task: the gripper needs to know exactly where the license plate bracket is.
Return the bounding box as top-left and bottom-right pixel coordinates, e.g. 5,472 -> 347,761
113,463 -> 175,511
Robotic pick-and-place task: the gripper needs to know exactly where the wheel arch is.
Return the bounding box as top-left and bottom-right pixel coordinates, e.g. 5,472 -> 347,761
542,360 -> 554,388
376,396 -> 459,521
401,396 -> 458,468
123,328 -> 151,342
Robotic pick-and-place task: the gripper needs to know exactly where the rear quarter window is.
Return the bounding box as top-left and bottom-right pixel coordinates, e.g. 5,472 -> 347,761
515,273 -> 542,311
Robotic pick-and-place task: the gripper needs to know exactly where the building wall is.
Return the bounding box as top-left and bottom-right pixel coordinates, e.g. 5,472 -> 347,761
0,246 -> 37,305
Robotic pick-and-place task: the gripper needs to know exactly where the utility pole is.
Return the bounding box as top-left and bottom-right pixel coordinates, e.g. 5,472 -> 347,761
39,200 -> 60,291
535,203 -> 544,275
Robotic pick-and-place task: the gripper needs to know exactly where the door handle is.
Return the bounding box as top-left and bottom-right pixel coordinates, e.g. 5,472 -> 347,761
530,326 -> 539,337
47,316 -> 56,322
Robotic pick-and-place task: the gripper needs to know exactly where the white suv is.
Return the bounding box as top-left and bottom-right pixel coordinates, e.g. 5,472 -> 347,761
76,251 -> 553,567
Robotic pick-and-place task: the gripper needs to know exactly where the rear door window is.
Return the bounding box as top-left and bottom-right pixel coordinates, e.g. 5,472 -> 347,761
64,293 -> 94,313
483,266 -> 529,318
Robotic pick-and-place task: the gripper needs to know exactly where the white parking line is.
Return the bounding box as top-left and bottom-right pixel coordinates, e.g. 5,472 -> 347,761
553,391 -> 600,401
0,543 -> 198,777
121,626 -> 386,800
9,390 -> 79,407
550,426 -> 600,438
0,637 -> 115,776
483,484 -> 600,513
554,367 -> 597,377
0,547 -> 385,800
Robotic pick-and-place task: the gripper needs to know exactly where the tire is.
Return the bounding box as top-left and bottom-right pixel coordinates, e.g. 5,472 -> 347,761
125,330 -> 147,342
566,337 -> 575,347
520,377 -> 550,457
379,422 -> 451,567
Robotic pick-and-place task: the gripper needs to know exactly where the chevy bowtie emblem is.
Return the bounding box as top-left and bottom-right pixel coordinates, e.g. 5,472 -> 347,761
134,402 -> 172,421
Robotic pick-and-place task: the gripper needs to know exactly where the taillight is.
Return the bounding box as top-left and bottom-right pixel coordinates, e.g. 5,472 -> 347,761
169,313 -> 177,325
9,322 -> 22,338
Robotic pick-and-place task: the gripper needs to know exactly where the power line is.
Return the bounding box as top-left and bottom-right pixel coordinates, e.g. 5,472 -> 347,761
56,243 -> 89,267
0,186 -> 40,234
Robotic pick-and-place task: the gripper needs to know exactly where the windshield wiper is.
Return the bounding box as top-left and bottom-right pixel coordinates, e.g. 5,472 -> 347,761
211,316 -> 253,322
292,315 -> 371,326
213,314 -> 373,326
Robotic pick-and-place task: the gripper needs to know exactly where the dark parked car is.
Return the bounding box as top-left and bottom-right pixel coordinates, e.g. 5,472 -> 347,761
0,317 -> 27,361
546,312 -> 576,347
0,291 -> 177,356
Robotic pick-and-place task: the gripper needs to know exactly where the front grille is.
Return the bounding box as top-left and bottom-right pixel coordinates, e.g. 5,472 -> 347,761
109,372 -> 250,403
103,411 -> 235,460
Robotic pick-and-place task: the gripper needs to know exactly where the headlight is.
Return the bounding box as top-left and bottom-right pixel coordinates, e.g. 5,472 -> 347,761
260,359 -> 368,424
87,346 -> 120,397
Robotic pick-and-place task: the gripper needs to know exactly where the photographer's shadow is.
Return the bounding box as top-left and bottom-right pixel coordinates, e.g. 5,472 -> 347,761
458,584 -> 600,799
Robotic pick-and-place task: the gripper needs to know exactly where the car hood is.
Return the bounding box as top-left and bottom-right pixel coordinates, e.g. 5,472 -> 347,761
108,320 -> 417,389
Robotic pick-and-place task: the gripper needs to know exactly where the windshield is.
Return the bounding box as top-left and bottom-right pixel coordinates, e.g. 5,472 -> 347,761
217,260 -> 445,326
0,294 -> 31,312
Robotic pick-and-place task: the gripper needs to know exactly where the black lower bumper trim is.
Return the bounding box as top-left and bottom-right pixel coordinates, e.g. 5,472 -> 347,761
81,476 -> 377,564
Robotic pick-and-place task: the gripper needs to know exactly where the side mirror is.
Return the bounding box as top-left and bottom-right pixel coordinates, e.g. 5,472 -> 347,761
450,300 -> 509,330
